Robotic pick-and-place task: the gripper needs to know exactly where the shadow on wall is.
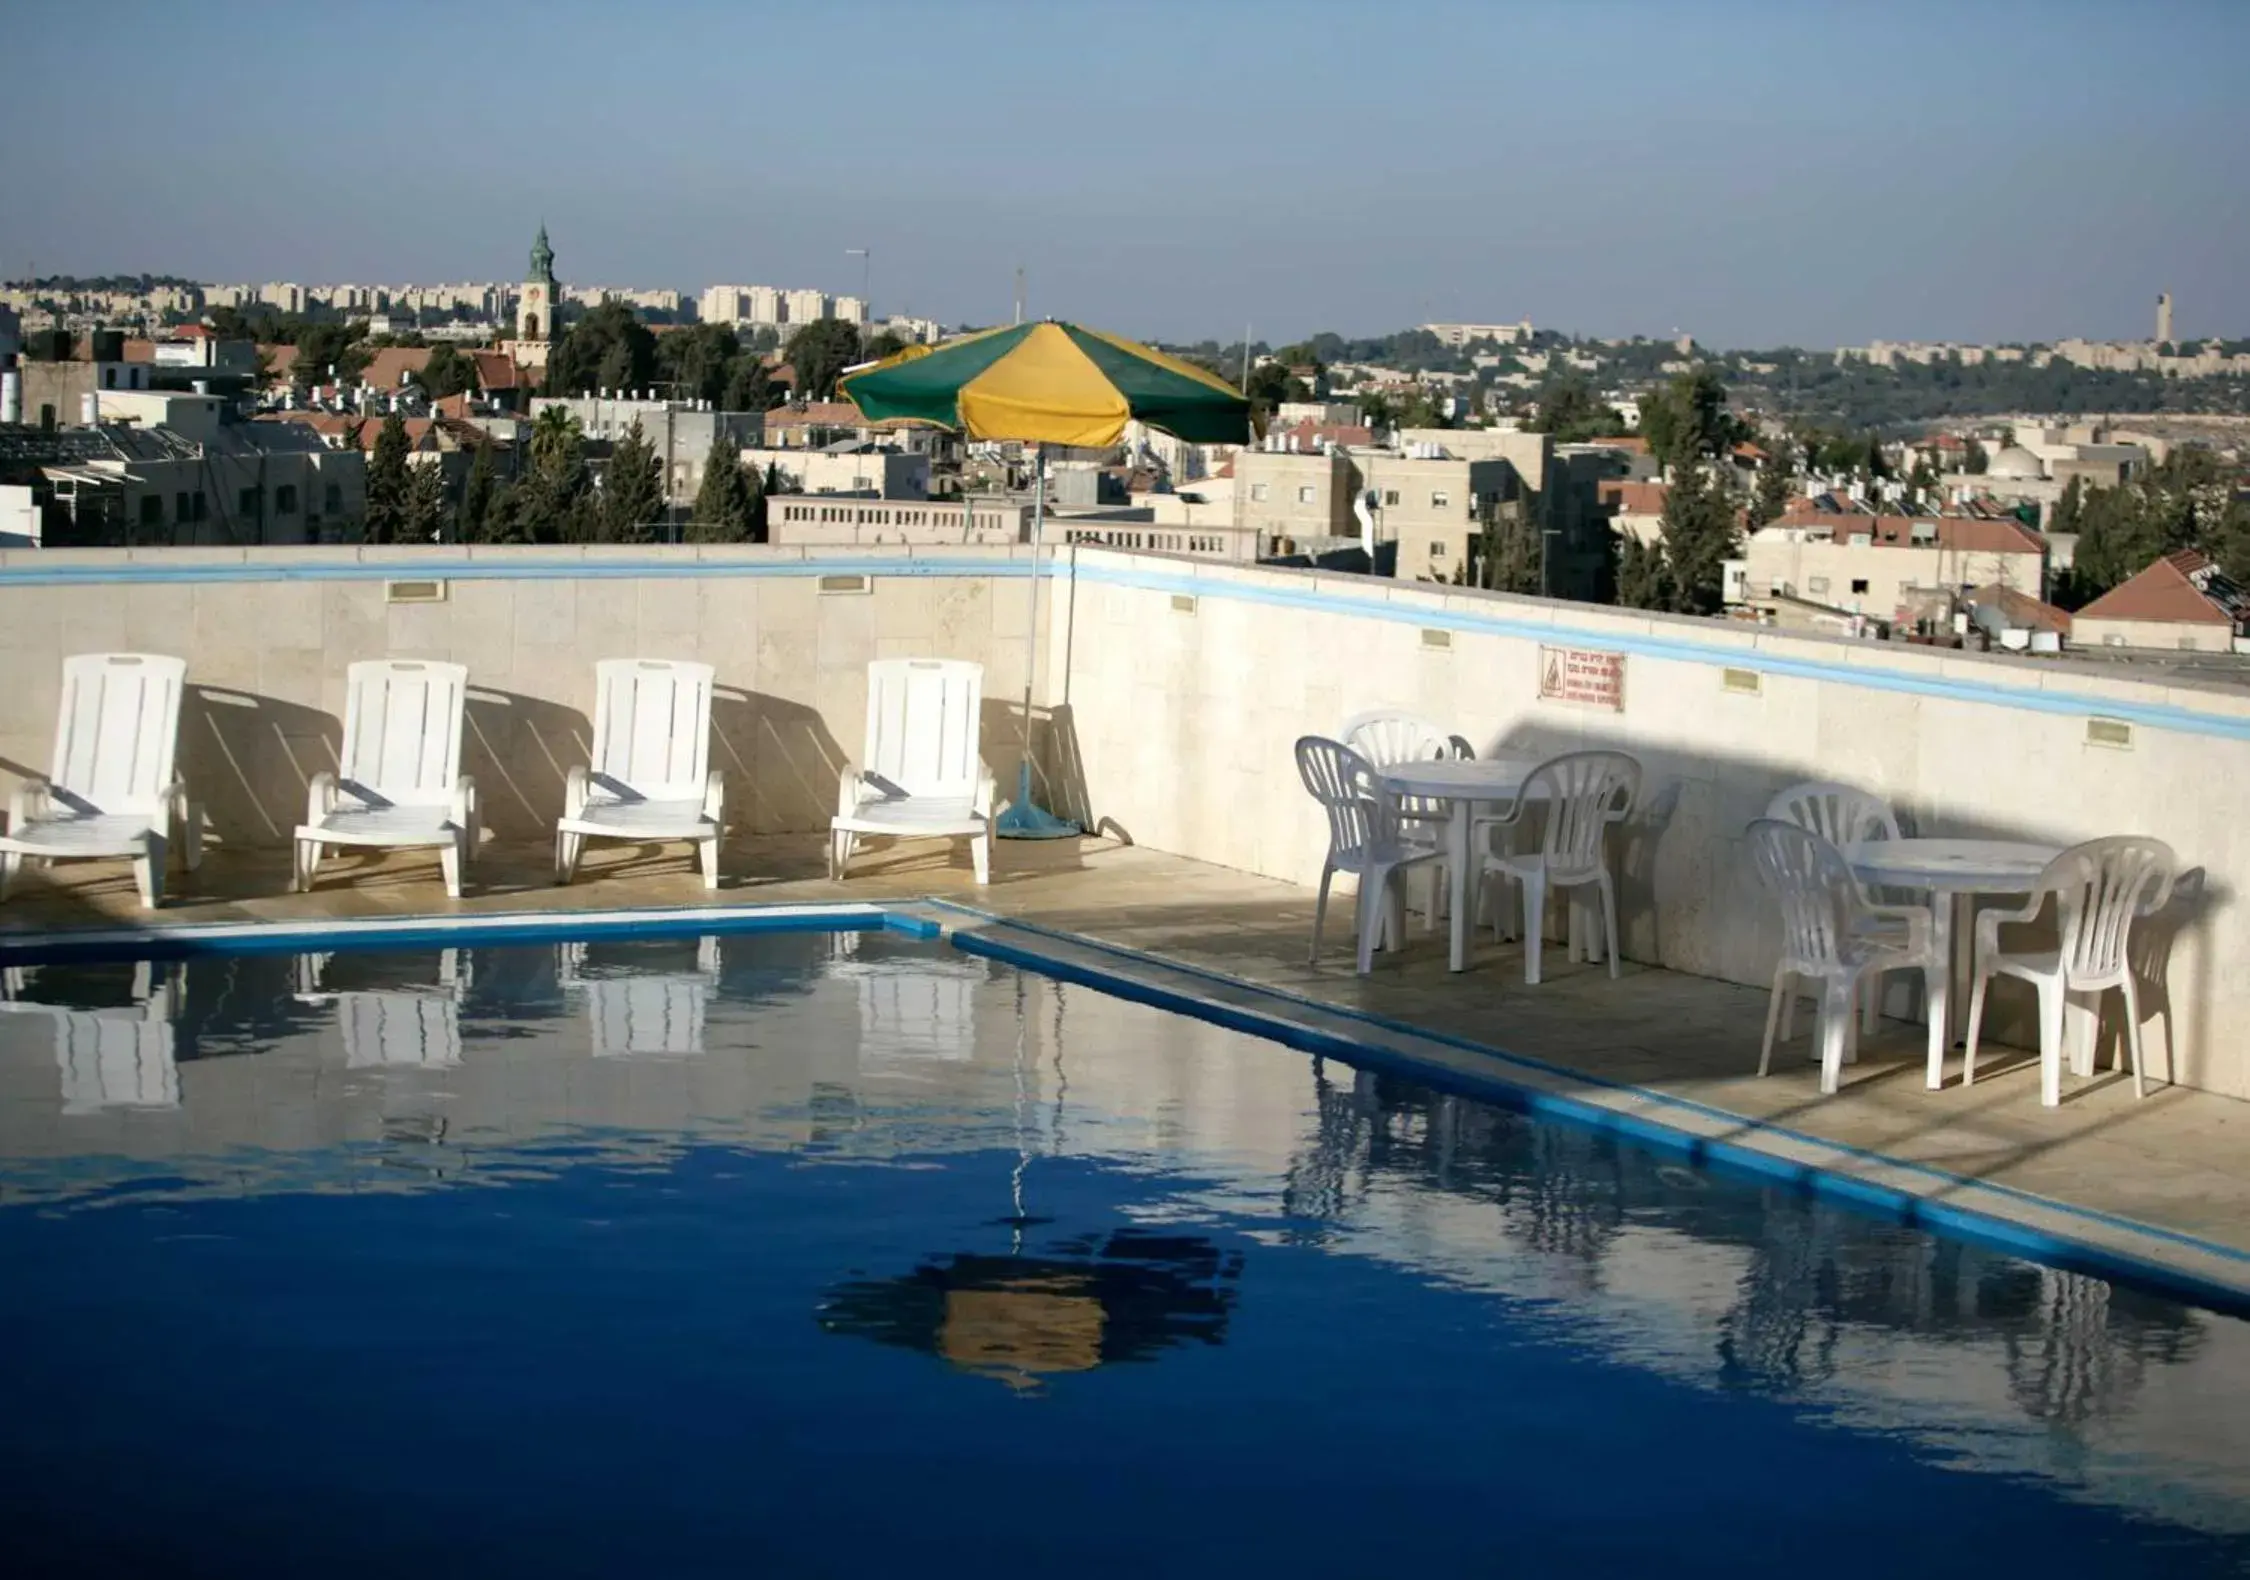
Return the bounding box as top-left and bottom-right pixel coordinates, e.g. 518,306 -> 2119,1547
182,685 -> 340,849
464,688 -> 591,843
982,698 -> 1129,848
1455,713 -> 2229,1077
712,686 -> 849,836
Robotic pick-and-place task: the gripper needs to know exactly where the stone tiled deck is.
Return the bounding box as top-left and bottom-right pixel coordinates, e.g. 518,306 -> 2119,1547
5,832 -> 2247,1284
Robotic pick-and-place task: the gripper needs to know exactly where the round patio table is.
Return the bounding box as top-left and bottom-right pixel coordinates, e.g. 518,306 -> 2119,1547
1840,838 -> 2063,1086
1372,755 -> 1545,973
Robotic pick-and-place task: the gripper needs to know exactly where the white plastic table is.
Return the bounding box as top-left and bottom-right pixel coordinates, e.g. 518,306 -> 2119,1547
1373,755 -> 1545,973
1841,837 -> 2063,1085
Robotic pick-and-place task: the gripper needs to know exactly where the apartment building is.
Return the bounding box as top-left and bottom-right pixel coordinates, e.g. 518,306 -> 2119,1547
530,396 -> 765,507
740,447 -> 928,500
1739,515 -> 2048,621
5,418 -> 365,547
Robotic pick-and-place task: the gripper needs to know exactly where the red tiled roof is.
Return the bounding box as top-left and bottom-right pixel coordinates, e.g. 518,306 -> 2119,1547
1966,583 -> 2072,635
260,344 -> 300,380
1275,418 -> 1372,449
1585,435 -> 1648,454
1775,514 -> 2046,555
359,346 -> 434,390
1598,479 -> 1669,516
2075,550 -> 2240,626
172,323 -> 217,339
469,350 -> 524,391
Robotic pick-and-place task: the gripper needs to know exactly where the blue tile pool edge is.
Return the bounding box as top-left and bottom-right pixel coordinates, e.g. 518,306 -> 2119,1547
927,903 -> 2250,1321
0,901 -> 940,966
3,892 -> 2242,1318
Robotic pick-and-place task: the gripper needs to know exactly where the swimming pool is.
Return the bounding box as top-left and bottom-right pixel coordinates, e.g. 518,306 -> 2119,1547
3,925 -> 2246,1576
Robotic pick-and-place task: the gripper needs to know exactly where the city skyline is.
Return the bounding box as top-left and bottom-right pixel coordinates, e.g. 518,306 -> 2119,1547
3,0 -> 2247,349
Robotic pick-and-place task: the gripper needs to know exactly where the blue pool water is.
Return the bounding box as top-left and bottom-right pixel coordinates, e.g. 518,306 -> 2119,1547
2,929 -> 2247,1577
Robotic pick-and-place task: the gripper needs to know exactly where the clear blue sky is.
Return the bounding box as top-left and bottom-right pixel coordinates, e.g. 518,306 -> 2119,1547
5,0 -> 2246,348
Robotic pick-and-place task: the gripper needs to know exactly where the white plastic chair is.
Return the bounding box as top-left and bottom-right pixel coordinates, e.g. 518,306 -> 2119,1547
1479,751 -> 1640,985
1767,780 -> 1911,1029
555,659 -> 724,888
295,660 -> 478,899
1342,708 -> 1470,928
560,936 -> 720,1058
0,653 -> 199,908
1748,819 -> 1944,1096
293,950 -> 468,1069
1764,781 -> 1902,848
0,959 -> 183,1111
1295,736 -> 1445,974
832,659 -> 996,884
1964,836 -> 2176,1107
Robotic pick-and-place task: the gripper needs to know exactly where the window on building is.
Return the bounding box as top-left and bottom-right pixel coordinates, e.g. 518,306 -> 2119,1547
1850,578 -> 1869,595
39,403 -> 56,431
1808,576 -> 1831,594
103,367 -> 117,389
324,484 -> 342,513
1430,541 -> 1448,560
1431,491 -> 1450,509
239,487 -> 260,517
1297,485 -> 1316,504
138,495 -> 162,527
275,485 -> 298,515
1249,483 -> 1268,502
1382,489 -> 1400,506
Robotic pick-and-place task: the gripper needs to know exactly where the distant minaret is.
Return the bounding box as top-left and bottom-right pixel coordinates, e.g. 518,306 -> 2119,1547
2156,291 -> 2173,345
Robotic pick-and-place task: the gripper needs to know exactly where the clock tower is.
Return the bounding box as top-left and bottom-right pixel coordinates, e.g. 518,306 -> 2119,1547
511,223 -> 558,372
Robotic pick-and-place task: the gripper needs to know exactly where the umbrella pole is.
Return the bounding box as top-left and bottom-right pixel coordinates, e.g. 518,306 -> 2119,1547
996,443 -> 1080,838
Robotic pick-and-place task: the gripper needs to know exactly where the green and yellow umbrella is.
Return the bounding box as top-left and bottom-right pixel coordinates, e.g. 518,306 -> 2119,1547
840,321 -> 1251,838
839,320 -> 1251,448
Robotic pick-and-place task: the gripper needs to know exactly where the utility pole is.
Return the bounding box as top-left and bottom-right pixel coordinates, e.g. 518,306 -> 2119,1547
1014,266 -> 1025,326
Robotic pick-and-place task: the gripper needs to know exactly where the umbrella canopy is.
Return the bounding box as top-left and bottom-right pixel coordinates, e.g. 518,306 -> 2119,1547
839,320 -> 1252,448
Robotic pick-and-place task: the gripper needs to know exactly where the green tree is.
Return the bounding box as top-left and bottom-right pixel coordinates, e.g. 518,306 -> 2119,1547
522,406 -> 592,543
294,320 -> 371,388
785,318 -> 865,401
420,342 -> 477,400
403,458 -> 451,543
1462,500 -> 1541,594
723,355 -> 772,412
545,301 -> 657,396
1654,462 -> 1739,615
1748,437 -> 1794,528
1963,440 -> 1988,475
363,413 -> 412,544
457,441 -> 497,543
599,419 -> 666,543
2050,475 -> 2084,539
657,322 -> 740,407
1640,368 -> 1734,473
1616,535 -> 1674,611
1528,374 -> 1621,443
863,329 -> 909,361
686,433 -> 753,543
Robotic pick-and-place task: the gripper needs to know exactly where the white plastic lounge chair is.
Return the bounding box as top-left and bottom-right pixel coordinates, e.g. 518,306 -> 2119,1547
294,660 -> 477,899
293,950 -> 468,1069
1747,818 -> 1943,1096
832,659 -> 995,884
1964,836 -> 2176,1106
554,659 -> 724,888
559,936 -> 719,1057
1479,751 -> 1640,985
0,959 -> 183,1111
0,653 -> 199,908
1295,735 -> 1445,974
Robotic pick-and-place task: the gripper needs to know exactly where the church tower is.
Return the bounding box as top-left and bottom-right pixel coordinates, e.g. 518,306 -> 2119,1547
512,224 -> 558,372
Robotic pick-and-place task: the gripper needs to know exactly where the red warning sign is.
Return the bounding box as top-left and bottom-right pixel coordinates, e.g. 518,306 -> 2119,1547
1538,645 -> 1625,711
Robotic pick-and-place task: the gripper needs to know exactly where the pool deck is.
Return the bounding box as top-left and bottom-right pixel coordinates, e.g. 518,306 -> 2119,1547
5,832 -> 2247,1298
